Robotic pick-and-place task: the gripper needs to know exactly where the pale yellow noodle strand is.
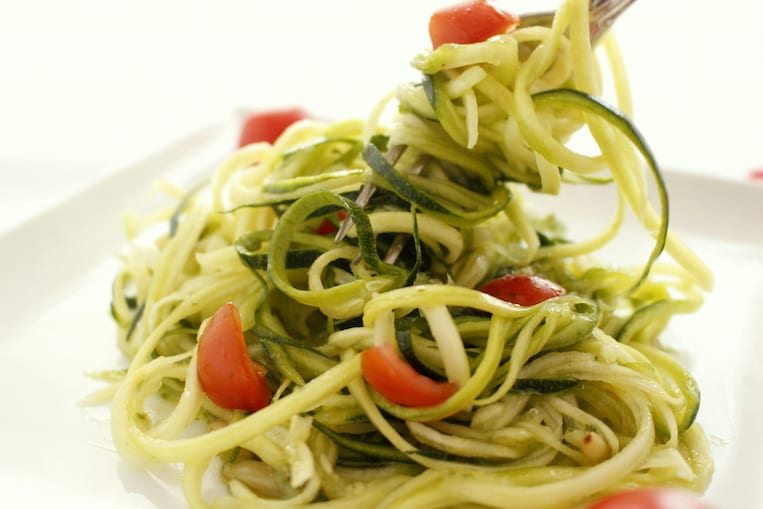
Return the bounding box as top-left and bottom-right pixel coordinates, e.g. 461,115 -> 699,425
183,457 -> 214,509
112,354 -> 361,464
420,305 -> 471,387
390,407 -> 654,509
148,353 -> 202,439
599,33 -> 633,118
475,310 -> 559,406
537,187 -> 626,259
512,0 -> 602,175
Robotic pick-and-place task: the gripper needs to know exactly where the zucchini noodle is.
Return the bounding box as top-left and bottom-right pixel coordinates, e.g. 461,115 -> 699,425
105,0 -> 714,507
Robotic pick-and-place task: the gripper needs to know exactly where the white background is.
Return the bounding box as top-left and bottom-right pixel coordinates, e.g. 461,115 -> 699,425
1,0 -> 762,232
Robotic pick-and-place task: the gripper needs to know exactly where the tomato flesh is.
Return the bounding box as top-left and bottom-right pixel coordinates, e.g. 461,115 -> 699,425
238,107 -> 308,147
361,343 -> 458,407
196,303 -> 271,412
429,0 -> 519,49
587,488 -> 712,509
478,274 -> 566,306
314,210 -> 348,235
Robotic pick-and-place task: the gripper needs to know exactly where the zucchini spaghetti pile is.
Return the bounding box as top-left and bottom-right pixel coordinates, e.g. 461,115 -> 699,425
106,0 -> 714,507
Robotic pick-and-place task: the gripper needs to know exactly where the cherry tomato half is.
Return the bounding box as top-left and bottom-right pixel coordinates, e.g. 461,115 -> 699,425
361,343 -> 458,407
196,303 -> 271,412
429,0 -> 519,49
587,488 -> 713,509
478,274 -> 567,306
238,107 -> 308,147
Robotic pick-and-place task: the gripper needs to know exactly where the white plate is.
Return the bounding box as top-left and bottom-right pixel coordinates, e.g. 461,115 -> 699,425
1,111 -> 761,508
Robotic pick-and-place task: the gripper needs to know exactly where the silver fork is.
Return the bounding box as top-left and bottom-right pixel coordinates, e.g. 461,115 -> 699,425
519,0 -> 637,43
333,0 -> 637,248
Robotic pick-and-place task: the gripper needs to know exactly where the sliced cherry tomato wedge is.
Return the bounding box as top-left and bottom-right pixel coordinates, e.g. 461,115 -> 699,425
314,210 -> 348,235
587,488 -> 713,509
314,219 -> 338,236
478,274 -> 567,306
361,343 -> 458,407
429,0 -> 519,49
196,303 -> 271,412
238,107 -> 308,147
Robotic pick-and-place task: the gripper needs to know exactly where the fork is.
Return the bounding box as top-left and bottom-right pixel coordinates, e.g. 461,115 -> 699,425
519,0 -> 637,43
333,0 -> 637,249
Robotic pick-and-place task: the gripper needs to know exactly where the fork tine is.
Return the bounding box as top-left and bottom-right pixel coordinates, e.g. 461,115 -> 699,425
333,144 -> 406,243
519,0 -> 637,43
589,0 -> 637,40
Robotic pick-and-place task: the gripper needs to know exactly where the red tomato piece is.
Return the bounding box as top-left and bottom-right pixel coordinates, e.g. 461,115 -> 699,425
587,488 -> 713,509
196,303 -> 271,412
429,0 -> 519,49
238,107 -> 308,147
478,274 -> 566,306
361,343 -> 458,407
314,210 -> 348,235
314,219 -> 339,236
